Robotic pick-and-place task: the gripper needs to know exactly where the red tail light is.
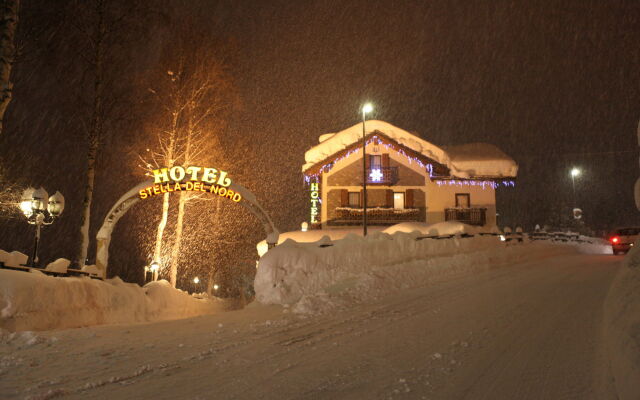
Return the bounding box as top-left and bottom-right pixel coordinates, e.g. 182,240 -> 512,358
610,236 -> 620,244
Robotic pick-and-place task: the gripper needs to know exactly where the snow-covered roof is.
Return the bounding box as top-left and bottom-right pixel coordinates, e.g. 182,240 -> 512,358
303,120 -> 517,179
443,143 -> 518,179
303,120 -> 450,172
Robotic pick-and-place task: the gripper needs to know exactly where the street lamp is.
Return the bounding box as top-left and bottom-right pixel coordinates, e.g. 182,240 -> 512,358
193,276 -> 200,293
20,187 -> 65,267
149,261 -> 160,281
361,103 -> 373,236
570,167 -> 581,207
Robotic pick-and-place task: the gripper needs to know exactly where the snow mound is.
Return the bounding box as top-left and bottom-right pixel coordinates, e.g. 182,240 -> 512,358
382,221 -> 484,236
256,226 -> 388,257
45,258 -> 70,273
604,241 -> 640,400
255,231 -> 612,315
255,232 -> 585,312
570,237 -> 613,255
0,271 -> 226,332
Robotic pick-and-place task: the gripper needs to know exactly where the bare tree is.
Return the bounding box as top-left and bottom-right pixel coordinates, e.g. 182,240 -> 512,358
70,0 -> 146,266
0,0 -> 20,136
139,33 -> 234,286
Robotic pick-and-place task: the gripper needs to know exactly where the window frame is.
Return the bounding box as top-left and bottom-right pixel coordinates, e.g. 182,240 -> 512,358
348,192 -> 361,208
455,193 -> 470,208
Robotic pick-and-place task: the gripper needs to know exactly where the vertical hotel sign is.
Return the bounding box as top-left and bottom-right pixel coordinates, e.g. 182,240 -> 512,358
310,182 -> 319,224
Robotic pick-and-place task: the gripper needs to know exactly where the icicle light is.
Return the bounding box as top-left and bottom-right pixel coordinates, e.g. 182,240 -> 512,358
303,135 -> 515,189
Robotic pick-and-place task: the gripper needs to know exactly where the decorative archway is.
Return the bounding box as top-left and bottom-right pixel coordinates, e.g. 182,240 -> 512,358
95,179 -> 279,278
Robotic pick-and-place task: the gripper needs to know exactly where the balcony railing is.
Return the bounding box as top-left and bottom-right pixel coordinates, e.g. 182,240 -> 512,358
333,207 -> 420,225
445,207 -> 487,226
366,167 -> 398,185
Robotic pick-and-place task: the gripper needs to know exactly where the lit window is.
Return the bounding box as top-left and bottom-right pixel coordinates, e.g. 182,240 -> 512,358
348,192 -> 360,208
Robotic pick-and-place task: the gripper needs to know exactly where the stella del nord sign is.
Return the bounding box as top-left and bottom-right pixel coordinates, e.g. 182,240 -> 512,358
139,165 -> 242,202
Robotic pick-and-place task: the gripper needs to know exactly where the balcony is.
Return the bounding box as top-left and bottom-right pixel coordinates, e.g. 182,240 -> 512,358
445,207 -> 487,226
331,207 -> 421,225
366,166 -> 398,185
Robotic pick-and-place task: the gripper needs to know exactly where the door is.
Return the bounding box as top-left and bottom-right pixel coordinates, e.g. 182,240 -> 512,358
394,192 -> 405,209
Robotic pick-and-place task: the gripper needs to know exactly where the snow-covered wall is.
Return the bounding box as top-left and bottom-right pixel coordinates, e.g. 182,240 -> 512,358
0,271 -> 226,332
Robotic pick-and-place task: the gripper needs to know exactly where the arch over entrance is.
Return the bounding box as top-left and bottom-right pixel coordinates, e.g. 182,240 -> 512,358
95,180 -> 279,278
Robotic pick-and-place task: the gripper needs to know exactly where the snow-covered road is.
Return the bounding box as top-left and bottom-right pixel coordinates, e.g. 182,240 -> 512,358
1,252 -> 621,399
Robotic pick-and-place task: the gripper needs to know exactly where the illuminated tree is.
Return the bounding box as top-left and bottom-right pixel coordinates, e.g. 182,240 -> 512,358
139,27 -> 235,287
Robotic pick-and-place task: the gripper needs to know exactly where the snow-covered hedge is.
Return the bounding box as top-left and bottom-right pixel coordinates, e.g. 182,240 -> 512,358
604,243 -> 640,400
0,270 -> 226,332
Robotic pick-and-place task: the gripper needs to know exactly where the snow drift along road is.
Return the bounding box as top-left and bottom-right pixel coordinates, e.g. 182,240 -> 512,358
0,271 -> 227,332
254,227 -> 610,314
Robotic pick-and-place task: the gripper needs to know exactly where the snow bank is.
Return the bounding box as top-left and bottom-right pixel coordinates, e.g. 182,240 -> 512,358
0,270 -> 226,332
604,243 -> 640,400
382,221 -> 492,235
254,231 -> 579,314
256,226 -> 387,257
256,222 -> 490,257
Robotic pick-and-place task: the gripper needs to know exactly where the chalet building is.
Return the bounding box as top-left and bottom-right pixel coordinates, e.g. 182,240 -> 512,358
303,120 -> 517,229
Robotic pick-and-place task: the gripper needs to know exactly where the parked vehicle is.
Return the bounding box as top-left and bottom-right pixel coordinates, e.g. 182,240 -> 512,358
609,227 -> 640,255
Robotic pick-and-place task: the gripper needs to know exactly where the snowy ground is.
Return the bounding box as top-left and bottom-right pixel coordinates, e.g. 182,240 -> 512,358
1,237 -> 637,399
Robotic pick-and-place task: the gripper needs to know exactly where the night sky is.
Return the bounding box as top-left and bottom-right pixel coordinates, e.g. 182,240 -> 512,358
1,0 -> 639,279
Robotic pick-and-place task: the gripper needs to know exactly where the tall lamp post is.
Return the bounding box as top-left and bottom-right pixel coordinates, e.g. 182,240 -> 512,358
570,167 -> 581,207
361,103 -> 373,236
19,187 -> 65,267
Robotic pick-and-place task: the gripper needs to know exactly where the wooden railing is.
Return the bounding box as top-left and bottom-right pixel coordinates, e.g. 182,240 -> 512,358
333,207 -> 420,224
444,207 -> 487,226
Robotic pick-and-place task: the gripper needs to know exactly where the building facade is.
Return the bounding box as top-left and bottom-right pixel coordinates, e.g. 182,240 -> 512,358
303,121 -> 517,229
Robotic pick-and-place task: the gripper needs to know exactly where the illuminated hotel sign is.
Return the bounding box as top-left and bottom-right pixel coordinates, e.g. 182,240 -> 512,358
139,165 -> 242,202
310,182 -> 319,223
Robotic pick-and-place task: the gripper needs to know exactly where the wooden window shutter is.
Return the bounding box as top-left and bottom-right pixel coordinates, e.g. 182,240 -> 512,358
382,153 -> 390,169
406,189 -> 414,208
340,189 -> 348,206
386,189 -> 393,208
365,154 -> 371,170
360,189 -> 365,207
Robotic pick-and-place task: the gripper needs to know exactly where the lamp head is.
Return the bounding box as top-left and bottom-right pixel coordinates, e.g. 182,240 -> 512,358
193,277 -> 200,284
20,188 -> 36,218
47,191 -> 65,217
150,261 -> 160,272
31,187 -> 48,212
570,168 -> 581,178
362,103 -> 373,114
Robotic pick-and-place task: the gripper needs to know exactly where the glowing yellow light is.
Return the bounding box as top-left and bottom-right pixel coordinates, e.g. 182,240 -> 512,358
19,200 -> 33,217
362,103 -> 373,114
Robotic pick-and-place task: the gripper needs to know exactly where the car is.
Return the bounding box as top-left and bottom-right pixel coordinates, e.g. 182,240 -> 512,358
609,227 -> 640,255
